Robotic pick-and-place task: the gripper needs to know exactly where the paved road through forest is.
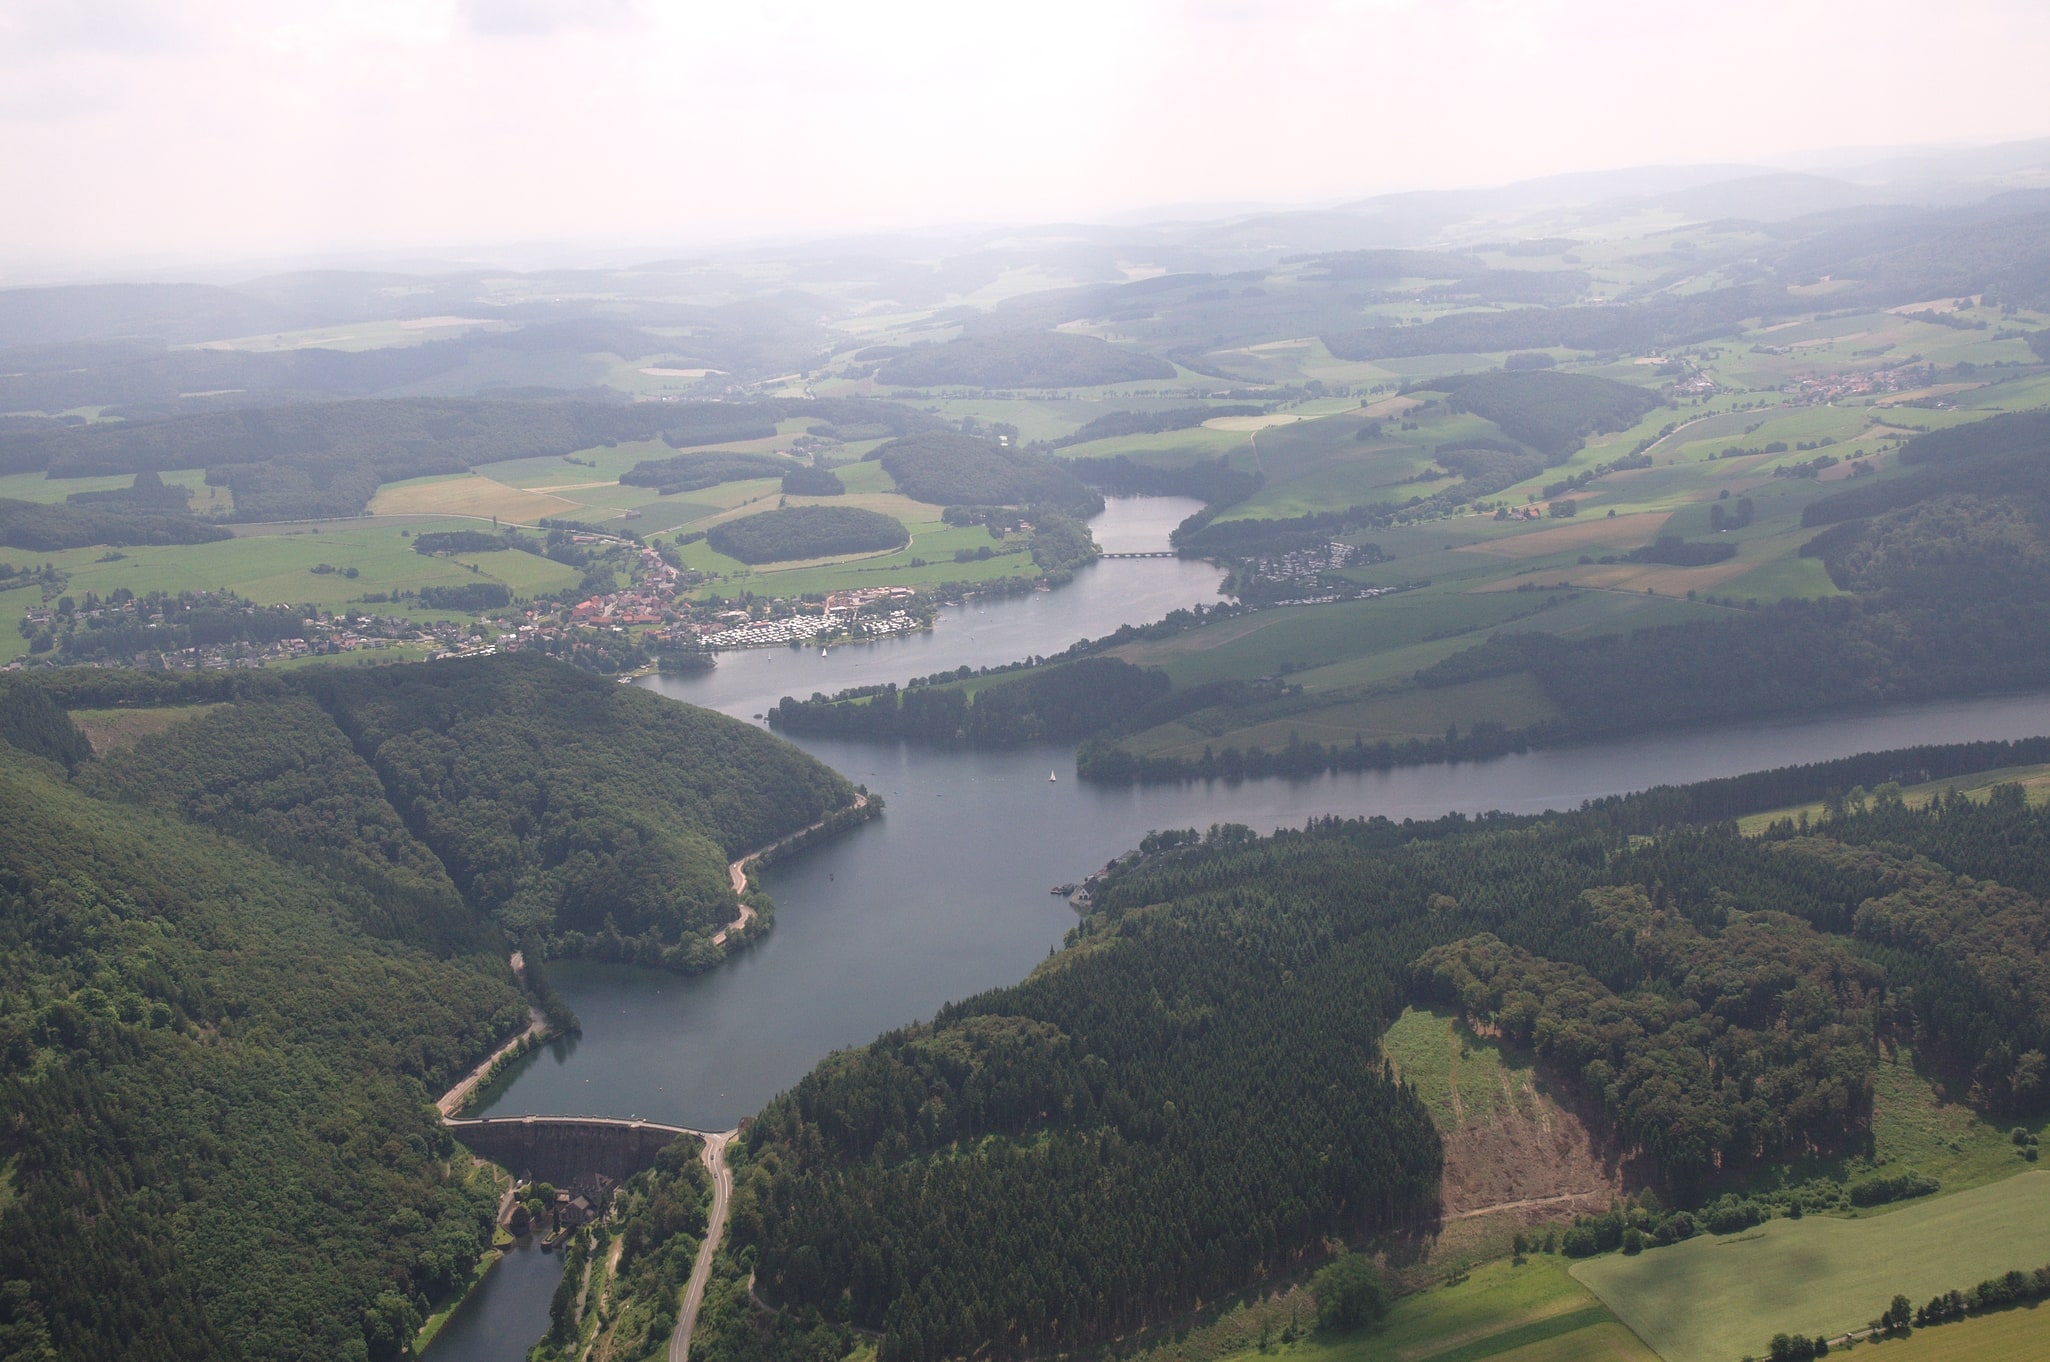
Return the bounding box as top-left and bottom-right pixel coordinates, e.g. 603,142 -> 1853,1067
668,1130 -> 735,1362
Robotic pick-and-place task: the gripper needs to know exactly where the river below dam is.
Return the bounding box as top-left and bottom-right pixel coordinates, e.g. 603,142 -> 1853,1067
432,496 -> 2050,1359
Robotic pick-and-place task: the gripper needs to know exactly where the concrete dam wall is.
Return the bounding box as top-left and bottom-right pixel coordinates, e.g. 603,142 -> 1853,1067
446,1116 -> 702,1185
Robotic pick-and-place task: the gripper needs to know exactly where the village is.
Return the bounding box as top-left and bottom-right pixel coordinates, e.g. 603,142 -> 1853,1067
5,541 -> 952,677
5,589 -> 479,672
529,546 -> 932,652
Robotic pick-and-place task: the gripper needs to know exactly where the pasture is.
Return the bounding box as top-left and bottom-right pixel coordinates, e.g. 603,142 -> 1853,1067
673,516 -> 1035,598
1842,1305 -> 2050,1362
366,473 -> 583,524
1192,1257 -> 1653,1362
33,520 -> 582,614
1572,1172 -> 2050,1362
1102,579 -> 1727,763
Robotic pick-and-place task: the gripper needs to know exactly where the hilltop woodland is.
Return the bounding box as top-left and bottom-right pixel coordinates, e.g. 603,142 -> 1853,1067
0,691 -> 521,1362
676,765 -> 2050,1362
1429,371 -> 1662,457
707,505 -> 910,564
0,652 -> 857,1362
872,431 -> 1106,518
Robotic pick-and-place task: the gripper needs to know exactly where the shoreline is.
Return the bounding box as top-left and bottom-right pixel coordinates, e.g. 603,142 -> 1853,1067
715,791 -> 876,946
438,997 -> 548,1119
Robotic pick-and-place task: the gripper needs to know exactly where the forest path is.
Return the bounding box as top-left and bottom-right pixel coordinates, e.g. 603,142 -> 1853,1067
1443,1190 -> 1606,1222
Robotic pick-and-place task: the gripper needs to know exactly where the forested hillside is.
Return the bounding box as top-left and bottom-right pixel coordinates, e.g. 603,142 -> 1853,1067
772,657 -> 1170,745
672,779 -> 2050,1362
78,693 -> 490,953
0,714 -> 524,1362
1411,409 -> 2050,736
874,431 -> 1106,517
300,655 -> 856,958
0,653 -> 863,1361
875,330 -> 1176,387
32,653 -> 858,961
727,826 -> 1445,1362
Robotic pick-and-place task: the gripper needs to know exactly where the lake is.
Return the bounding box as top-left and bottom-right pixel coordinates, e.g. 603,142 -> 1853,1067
447,495 -> 2050,1356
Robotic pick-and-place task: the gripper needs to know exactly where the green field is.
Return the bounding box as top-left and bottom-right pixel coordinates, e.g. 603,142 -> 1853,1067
1380,1006 -> 1533,1132
1572,1172 -> 2050,1362
35,521 -> 582,614
1736,763 -> 2050,834
1184,1257 -> 1653,1362
1102,579 -> 1731,761
1841,1304 -> 2050,1361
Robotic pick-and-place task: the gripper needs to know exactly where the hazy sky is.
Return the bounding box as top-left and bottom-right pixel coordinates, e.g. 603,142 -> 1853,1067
3,0 -> 2047,269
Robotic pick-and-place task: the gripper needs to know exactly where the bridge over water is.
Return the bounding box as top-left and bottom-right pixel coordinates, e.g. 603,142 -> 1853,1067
1100,550 -> 1177,559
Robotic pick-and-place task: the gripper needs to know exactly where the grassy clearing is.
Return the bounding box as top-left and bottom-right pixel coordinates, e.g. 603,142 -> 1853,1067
1381,1007 -> 1529,1132
1185,1257 -> 1652,1362
1572,1171 -> 2050,1362
69,704 -> 221,755
1728,1046 -> 2050,1210
1865,1048 -> 2050,1196
1735,764 -> 2050,833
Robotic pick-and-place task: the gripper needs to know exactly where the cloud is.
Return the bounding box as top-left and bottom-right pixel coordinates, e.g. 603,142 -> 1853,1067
458,0 -> 642,36
0,0 -> 200,56
1,0 -> 2048,266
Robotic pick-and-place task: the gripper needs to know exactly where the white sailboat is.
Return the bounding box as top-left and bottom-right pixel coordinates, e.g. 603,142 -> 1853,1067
1049,770 -> 1057,782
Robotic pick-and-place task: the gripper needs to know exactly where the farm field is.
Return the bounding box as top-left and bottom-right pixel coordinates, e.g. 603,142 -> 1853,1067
1195,1258 -> 1654,1362
1572,1172 -> 2050,1362
366,473 -> 584,523
29,519 -> 582,614
1101,581 -> 1727,761
1836,1305 -> 2050,1362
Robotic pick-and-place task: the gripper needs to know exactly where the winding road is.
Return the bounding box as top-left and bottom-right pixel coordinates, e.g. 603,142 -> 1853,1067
436,1005 -> 545,1118
715,793 -> 868,947
669,1130 -> 735,1362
